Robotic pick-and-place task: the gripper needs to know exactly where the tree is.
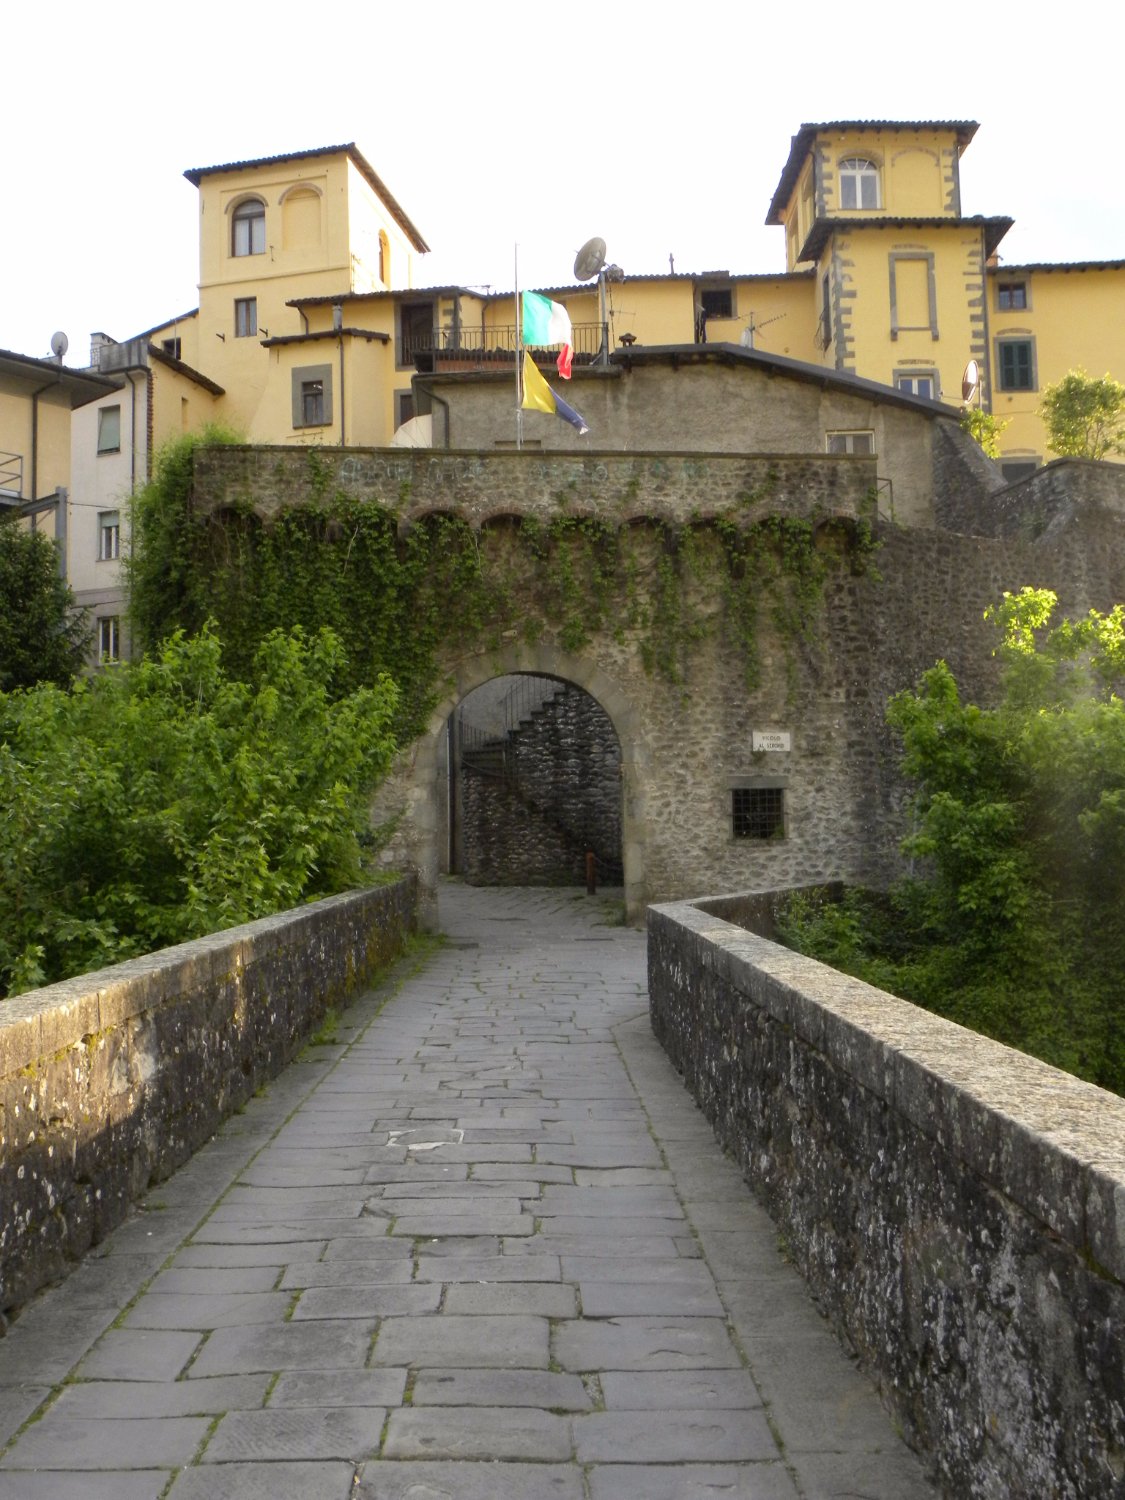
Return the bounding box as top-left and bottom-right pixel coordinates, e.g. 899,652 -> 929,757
0,517 -> 90,691
1040,369 -> 1125,460
0,624 -> 399,997
959,406 -> 1008,459
780,589 -> 1125,1094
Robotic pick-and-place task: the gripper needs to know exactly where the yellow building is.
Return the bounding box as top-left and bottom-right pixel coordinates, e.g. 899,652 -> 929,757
60,124 -> 1124,653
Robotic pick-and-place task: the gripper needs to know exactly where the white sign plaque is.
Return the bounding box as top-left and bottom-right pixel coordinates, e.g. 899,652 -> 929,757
752,730 -> 791,753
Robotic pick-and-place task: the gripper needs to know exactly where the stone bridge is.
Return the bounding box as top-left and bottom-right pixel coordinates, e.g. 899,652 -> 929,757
1,880 -> 1121,1498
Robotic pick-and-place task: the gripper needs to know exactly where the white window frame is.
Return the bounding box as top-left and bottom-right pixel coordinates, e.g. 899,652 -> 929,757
97,405 -> 121,454
826,431 -> 875,455
98,510 -> 120,561
895,372 -> 938,400
235,298 -> 257,339
839,157 -> 880,211
232,198 -> 266,257
98,616 -> 121,664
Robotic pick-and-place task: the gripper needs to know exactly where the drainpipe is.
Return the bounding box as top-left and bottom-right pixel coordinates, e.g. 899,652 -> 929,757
339,334 -> 346,447
427,387 -> 451,449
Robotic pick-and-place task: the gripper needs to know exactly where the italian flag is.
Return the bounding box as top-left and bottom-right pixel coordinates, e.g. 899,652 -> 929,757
522,291 -> 574,379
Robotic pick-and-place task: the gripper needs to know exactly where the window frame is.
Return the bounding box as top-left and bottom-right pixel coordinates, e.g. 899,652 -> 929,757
995,337 -> 1037,392
839,156 -> 880,211
234,297 -> 258,339
231,197 -> 266,258
826,430 -> 875,456
730,780 -> 787,842
98,510 -> 120,562
97,405 -> 121,454
97,616 -> 121,664
996,280 -> 1029,312
290,364 -> 333,429
895,371 -> 938,400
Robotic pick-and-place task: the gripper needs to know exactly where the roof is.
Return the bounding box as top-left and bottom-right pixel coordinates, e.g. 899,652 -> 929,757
147,345 -> 225,395
989,258 -> 1125,275
797,214 -> 1012,263
423,339 -> 964,421
767,120 -> 979,224
0,348 -> 121,408
130,308 -> 199,341
260,329 -> 390,348
287,268 -> 816,310
183,144 -> 430,253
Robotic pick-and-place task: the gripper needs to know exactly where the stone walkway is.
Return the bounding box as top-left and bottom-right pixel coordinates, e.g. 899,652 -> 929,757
0,883 -> 937,1499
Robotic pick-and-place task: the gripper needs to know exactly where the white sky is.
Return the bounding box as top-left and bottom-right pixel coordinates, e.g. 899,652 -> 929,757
5,0 -> 1122,365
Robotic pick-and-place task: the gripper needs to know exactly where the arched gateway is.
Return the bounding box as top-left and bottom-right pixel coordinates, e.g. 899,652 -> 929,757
371,644 -> 645,927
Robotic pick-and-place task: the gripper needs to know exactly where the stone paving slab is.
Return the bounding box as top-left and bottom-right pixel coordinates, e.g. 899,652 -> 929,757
0,883 -> 937,1499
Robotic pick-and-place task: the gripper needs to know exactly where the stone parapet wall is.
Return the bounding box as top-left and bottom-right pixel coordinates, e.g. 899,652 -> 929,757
192,445 -> 877,531
0,880 -> 417,1318
648,896 -> 1125,1500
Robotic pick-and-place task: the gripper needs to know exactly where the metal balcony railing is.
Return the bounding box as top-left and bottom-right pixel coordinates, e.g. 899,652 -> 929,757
0,450 -> 23,499
814,315 -> 832,353
400,323 -> 608,370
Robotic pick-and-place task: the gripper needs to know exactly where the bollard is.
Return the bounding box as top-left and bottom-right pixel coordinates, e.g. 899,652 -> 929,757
586,851 -> 597,895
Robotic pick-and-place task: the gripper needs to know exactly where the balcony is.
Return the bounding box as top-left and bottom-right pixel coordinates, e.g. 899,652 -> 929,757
0,450 -> 23,502
400,323 -> 608,372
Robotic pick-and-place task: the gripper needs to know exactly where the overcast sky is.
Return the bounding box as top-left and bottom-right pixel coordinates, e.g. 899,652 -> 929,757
5,0 -> 1122,365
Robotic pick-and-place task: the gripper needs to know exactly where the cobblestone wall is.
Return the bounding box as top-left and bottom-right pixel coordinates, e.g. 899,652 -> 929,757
648,897 -> 1125,1500
0,881 -> 417,1318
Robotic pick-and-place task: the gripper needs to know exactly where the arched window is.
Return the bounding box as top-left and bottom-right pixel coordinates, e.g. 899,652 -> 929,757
839,158 -> 880,211
232,197 -> 266,257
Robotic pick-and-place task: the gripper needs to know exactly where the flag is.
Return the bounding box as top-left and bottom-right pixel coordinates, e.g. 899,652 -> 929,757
521,352 -> 589,435
522,291 -> 574,379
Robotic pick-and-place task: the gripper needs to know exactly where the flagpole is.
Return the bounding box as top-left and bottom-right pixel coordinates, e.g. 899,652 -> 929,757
514,242 -> 523,452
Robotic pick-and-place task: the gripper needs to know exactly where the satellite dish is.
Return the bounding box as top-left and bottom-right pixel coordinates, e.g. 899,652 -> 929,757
573,237 -> 607,282
961,359 -> 980,403
50,331 -> 69,361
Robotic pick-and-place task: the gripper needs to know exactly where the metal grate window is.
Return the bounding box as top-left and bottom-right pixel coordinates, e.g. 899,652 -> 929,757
732,787 -> 785,840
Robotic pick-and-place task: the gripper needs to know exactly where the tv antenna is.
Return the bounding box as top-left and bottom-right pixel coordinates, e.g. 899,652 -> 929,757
573,236 -> 624,365
740,311 -> 786,350
50,331 -> 69,363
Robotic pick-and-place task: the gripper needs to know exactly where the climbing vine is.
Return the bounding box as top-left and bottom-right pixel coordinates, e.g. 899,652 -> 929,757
129,435 -> 881,733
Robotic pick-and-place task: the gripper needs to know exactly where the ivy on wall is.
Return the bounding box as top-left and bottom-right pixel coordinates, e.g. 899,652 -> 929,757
129,434 -> 879,735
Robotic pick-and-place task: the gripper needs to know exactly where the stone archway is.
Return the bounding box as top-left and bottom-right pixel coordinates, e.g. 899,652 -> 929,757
374,644 -> 646,926
447,673 -> 623,889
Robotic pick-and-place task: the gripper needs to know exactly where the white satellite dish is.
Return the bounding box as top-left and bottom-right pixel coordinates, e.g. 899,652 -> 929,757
573,237 -> 607,282
961,359 -> 981,404
50,331 -> 69,362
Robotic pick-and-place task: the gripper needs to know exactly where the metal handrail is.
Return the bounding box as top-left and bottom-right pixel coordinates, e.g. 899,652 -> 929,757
0,450 -> 23,497
400,323 -> 606,366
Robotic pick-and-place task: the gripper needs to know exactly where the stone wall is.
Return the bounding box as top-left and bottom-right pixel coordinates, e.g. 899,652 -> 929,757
648,897 -> 1125,1500
0,880 -> 416,1318
192,446 -> 1125,922
460,684 -> 623,886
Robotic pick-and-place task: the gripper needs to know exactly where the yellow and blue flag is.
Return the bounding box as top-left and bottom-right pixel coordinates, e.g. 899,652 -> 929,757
521,352 -> 589,435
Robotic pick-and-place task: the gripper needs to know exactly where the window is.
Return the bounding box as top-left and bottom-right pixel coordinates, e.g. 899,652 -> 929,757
395,390 -> 415,428
1001,460 -> 1040,483
826,431 -> 875,455
98,510 -> 120,561
161,337 -> 182,360
839,157 -> 880,210
997,339 -> 1035,391
235,298 -> 257,338
232,197 -> 265,257
301,380 -> 325,426
700,287 -> 734,319
997,281 -> 1028,311
291,364 -> 333,428
732,787 -> 785,840
896,372 -> 937,399
98,616 -> 121,664
818,272 -> 832,348
97,405 -> 121,454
